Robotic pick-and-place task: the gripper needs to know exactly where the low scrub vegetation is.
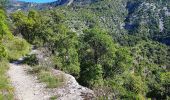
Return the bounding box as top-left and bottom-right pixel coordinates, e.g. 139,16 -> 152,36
0,7 -> 30,100
0,0 -> 170,99
10,7 -> 170,99
29,65 -> 65,88
23,55 -> 64,89
0,60 -> 13,100
4,37 -> 30,60
23,54 -> 38,66
50,95 -> 58,100
38,70 -> 62,88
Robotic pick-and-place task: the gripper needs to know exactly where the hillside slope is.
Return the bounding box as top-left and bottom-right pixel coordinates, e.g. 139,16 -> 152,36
7,0 -> 69,12
4,0 -> 170,99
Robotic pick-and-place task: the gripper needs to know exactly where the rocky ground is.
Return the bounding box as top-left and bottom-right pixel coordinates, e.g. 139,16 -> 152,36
8,63 -> 52,100
7,49 -> 94,100
51,69 -> 94,100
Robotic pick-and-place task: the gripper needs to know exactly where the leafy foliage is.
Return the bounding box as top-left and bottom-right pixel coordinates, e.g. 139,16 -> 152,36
22,54 -> 38,66
4,37 -> 30,60
0,7 -> 30,99
0,60 -> 13,100
38,70 -> 63,88
8,0 -> 170,99
0,9 -> 12,40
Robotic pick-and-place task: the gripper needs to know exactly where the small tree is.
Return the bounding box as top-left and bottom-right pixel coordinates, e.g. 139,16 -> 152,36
79,28 -> 117,87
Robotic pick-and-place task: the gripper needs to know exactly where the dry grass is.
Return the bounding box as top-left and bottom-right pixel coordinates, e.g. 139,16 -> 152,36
0,60 -> 13,100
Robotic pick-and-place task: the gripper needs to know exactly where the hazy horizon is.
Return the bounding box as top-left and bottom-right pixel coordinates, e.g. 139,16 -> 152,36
17,0 -> 57,3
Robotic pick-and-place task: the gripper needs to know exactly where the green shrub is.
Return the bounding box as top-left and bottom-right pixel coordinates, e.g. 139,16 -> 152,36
0,44 -> 7,60
30,65 -> 49,74
4,37 -> 30,60
0,60 -> 13,100
124,74 -> 147,94
23,54 -> 38,66
161,72 -> 170,97
161,72 -> 170,85
50,96 -> 58,100
29,65 -> 64,89
38,70 -> 63,88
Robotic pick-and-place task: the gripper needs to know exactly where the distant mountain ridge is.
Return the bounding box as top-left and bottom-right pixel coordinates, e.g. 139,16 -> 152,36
7,0 -> 72,12
7,0 -> 98,12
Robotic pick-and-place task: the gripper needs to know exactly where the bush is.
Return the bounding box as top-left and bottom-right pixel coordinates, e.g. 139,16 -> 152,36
4,37 -> 30,60
124,74 -> 147,94
22,54 -> 38,66
50,96 -> 58,100
161,72 -> 170,85
0,44 -> 7,59
30,65 -> 49,74
29,64 -> 65,89
38,70 -> 62,88
161,72 -> 170,97
0,60 -> 13,100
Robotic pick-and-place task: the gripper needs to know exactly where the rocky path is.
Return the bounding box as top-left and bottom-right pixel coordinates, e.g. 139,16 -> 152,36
8,63 -> 52,100
7,49 -> 94,100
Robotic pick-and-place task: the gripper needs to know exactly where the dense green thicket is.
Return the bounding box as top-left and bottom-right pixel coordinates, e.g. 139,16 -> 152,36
0,8 -> 13,99
12,10 -> 80,76
0,6 -> 30,99
4,37 -> 30,60
10,0 -> 170,99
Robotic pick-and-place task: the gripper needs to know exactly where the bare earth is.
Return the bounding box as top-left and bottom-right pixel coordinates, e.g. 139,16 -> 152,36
8,62 -> 94,100
8,63 -> 52,100
7,49 -> 94,100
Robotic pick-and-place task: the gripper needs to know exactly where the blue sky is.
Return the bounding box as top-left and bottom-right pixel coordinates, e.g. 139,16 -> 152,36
17,0 -> 57,3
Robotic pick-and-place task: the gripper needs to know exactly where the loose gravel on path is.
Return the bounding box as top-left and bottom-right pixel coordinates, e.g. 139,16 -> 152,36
8,63 -> 52,100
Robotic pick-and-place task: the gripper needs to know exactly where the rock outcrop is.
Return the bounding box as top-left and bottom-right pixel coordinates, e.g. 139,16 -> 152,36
31,48 -> 95,100
51,69 -> 94,100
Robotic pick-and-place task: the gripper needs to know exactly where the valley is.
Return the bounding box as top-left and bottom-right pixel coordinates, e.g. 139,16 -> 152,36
0,0 -> 170,99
